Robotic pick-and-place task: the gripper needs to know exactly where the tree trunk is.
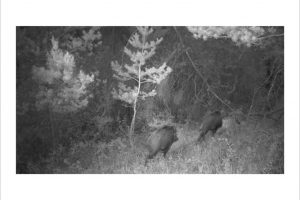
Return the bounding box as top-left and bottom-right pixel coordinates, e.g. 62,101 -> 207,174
48,106 -> 56,150
128,63 -> 142,148
129,102 -> 137,147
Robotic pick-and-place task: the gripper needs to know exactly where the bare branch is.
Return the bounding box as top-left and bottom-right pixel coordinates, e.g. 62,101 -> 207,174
140,80 -> 154,84
247,88 -> 258,119
267,67 -> 283,99
227,75 -> 237,95
173,27 -> 234,111
258,33 -> 284,40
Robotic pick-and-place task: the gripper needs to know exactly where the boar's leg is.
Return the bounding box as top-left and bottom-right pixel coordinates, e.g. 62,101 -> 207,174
162,146 -> 172,157
147,149 -> 159,160
197,130 -> 206,143
145,149 -> 159,165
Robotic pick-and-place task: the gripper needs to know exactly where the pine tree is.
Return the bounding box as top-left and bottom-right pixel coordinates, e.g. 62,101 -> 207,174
187,26 -> 266,47
32,37 -> 94,148
111,27 -> 172,147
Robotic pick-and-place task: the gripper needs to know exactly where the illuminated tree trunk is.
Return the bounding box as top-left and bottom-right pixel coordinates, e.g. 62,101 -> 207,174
48,106 -> 56,149
129,103 -> 136,147
129,64 -> 142,147
111,27 -> 172,148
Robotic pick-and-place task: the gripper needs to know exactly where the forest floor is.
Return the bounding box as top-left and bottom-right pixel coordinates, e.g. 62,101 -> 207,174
32,118 -> 284,174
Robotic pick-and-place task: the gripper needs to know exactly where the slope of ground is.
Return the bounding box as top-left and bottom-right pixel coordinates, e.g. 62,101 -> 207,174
37,117 -> 283,174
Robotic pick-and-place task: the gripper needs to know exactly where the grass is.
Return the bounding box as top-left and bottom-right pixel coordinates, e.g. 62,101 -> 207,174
30,118 -> 284,174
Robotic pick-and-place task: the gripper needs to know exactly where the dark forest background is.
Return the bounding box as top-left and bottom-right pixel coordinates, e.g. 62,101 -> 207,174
16,26 -> 284,173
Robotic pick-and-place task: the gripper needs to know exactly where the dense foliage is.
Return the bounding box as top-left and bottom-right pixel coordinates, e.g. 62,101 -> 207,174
16,26 -> 284,173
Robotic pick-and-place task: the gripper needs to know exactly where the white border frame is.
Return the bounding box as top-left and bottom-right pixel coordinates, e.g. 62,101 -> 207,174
1,0 -> 299,200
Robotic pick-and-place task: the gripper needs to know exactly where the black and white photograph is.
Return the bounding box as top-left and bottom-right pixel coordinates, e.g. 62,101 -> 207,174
1,0 -> 299,200
16,26 -> 284,174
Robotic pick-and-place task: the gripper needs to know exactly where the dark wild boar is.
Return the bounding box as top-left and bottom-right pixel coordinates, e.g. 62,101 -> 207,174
145,125 -> 178,165
197,110 -> 223,143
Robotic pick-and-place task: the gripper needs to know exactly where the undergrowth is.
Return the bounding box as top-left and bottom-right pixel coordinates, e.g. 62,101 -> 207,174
28,118 -> 284,174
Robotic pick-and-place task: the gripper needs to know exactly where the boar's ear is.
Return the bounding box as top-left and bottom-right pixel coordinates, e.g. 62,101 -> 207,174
174,133 -> 179,141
